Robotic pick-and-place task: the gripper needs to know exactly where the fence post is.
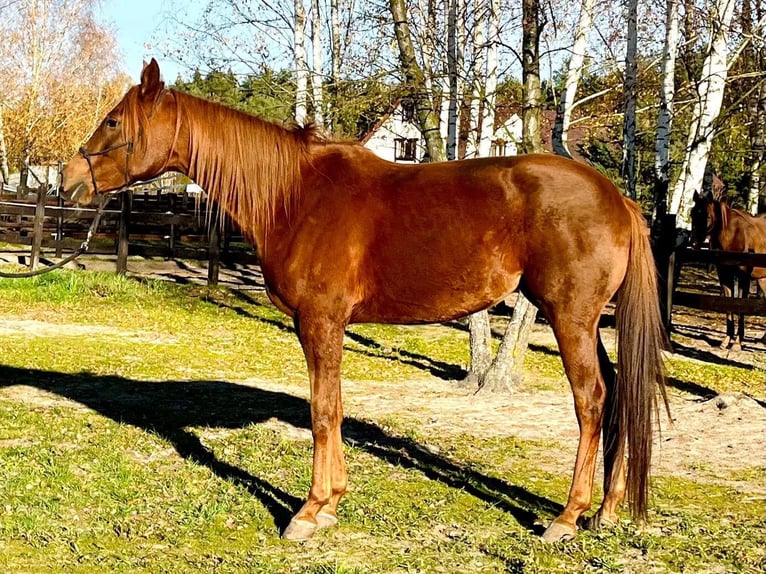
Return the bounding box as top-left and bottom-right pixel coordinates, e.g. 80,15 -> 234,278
56,161 -> 63,257
207,205 -> 221,286
117,191 -> 132,274
30,184 -> 47,271
655,213 -> 677,331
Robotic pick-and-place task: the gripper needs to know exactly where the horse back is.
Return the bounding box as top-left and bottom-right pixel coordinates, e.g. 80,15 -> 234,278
262,147 -> 634,324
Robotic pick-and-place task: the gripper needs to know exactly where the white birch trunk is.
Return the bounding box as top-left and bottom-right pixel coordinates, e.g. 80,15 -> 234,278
478,0 -> 498,157
465,0 -> 485,159
310,0 -> 324,127
748,76 -> 765,214
330,0 -> 341,85
653,0 -> 679,216
552,0 -> 594,158
294,0 -> 308,126
669,0 -> 736,225
444,0 -> 465,160
0,105 -> 9,183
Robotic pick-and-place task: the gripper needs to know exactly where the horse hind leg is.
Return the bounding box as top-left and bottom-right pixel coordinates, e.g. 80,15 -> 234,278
758,277 -> 766,343
541,314 -> 605,542
585,335 -> 625,530
732,272 -> 750,351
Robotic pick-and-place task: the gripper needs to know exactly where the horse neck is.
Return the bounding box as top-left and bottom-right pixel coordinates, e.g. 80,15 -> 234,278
714,203 -> 754,251
174,91 -> 307,246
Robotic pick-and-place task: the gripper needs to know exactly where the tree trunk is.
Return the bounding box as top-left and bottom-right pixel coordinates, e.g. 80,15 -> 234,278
0,106 -> 9,184
294,0 -> 309,125
470,0 -> 543,393
463,0 -> 498,386
669,0 -> 736,225
310,0 -> 324,127
478,0 -> 498,158
465,0 -> 486,159
552,0 -> 594,159
389,0 -> 446,162
621,0 -> 639,199
745,1 -> 765,214
463,312 -> 492,386
444,0 -> 464,160
653,0 -> 679,222
521,0 -> 544,155
750,66 -> 766,213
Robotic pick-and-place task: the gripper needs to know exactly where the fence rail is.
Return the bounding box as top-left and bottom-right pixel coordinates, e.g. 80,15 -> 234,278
0,181 -> 256,284
665,247 -> 766,329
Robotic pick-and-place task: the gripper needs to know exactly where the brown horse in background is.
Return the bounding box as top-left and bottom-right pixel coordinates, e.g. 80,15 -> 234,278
690,191 -> 766,349
61,60 -> 668,543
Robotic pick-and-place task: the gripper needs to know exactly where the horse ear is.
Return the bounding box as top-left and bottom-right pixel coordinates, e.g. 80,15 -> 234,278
140,58 -> 163,99
693,191 -> 700,201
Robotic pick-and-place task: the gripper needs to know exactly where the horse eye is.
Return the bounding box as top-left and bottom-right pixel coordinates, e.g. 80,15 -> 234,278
105,118 -> 119,128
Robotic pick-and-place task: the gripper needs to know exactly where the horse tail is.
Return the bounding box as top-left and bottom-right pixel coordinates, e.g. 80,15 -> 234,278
609,199 -> 670,521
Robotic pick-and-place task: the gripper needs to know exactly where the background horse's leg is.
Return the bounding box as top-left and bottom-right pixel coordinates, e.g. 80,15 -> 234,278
585,336 -> 625,530
541,313 -> 604,542
283,313 -> 347,541
758,277 -> 766,343
732,272 -> 749,351
718,267 -> 735,349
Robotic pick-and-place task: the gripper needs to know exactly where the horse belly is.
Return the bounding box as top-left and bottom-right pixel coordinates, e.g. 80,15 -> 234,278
352,235 -> 523,324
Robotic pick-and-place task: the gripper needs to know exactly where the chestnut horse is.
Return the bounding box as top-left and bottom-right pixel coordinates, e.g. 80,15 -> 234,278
690,191 -> 766,349
62,60 -> 668,543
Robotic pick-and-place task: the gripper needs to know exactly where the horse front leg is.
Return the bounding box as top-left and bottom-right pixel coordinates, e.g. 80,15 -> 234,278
282,312 -> 348,541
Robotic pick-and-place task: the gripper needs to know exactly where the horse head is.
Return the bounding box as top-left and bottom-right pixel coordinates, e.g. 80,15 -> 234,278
690,191 -> 716,249
62,59 -> 179,205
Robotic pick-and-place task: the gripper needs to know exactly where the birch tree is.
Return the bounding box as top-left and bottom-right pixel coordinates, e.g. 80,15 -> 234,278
621,0 -> 639,198
464,0 -> 498,387
0,0 -> 124,167
551,0 -> 594,158
310,0 -> 324,127
653,0 -> 679,221
743,0 -> 765,213
389,0 -> 446,162
468,0 -> 543,393
294,0 -> 309,125
669,0 -> 736,225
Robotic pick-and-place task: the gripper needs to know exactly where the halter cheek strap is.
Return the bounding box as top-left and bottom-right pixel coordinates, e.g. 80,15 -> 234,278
79,140 -> 134,196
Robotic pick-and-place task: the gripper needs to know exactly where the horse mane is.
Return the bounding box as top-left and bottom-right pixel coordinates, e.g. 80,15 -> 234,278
121,85 -> 317,237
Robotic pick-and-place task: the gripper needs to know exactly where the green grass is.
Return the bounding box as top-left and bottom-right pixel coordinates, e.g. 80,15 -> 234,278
0,269 -> 764,573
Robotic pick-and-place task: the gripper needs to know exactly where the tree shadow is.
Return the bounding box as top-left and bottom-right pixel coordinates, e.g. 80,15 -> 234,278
212,290 -> 467,380
669,338 -> 761,371
0,365 -> 559,535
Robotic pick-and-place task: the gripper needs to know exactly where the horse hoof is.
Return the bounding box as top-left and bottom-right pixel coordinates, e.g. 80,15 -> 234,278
540,521 -> 577,543
583,512 -> 617,532
281,518 -> 318,541
316,510 -> 338,529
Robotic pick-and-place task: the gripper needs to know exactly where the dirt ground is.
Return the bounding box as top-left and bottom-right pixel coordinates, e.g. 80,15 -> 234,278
2,255 -> 765,493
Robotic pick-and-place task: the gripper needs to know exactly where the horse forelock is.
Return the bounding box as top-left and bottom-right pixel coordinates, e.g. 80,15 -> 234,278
171,90 -> 309,238
120,86 -> 151,156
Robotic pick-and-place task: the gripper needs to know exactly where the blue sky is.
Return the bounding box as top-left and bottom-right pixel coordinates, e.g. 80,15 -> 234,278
98,0 -> 185,83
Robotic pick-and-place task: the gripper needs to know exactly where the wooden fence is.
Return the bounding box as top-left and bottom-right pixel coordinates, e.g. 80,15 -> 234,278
664,248 -> 766,329
0,169 -> 257,285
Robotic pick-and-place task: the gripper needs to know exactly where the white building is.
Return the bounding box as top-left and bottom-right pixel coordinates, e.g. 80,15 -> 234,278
361,99 -> 426,163
362,101 -> 523,162
490,114 -> 522,157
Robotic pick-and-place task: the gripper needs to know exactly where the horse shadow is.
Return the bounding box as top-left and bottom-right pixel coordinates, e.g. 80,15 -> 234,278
0,365 -> 559,535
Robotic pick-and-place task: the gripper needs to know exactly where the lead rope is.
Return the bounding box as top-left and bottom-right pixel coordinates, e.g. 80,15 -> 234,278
0,195 -> 108,278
